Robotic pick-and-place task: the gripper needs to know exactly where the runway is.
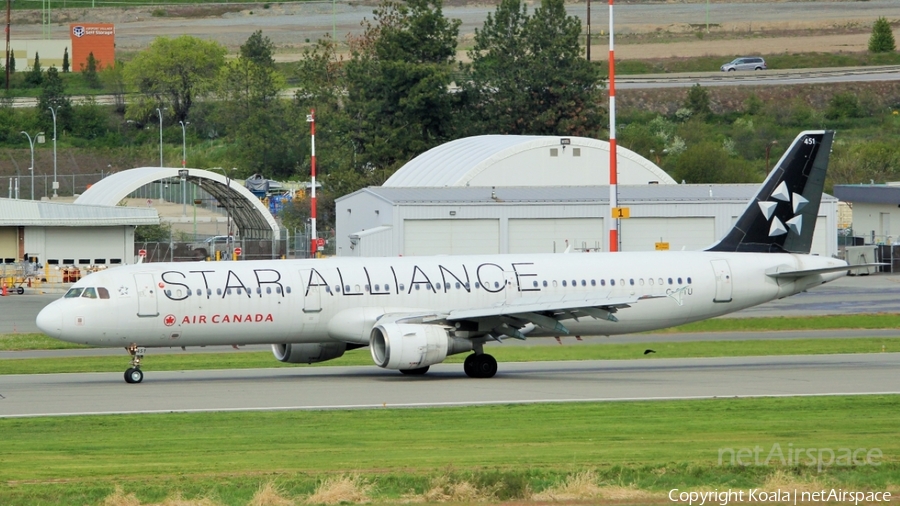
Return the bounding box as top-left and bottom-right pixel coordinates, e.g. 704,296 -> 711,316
1,354 -> 897,418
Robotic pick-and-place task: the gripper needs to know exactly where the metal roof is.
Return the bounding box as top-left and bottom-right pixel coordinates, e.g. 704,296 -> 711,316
75,167 -> 280,239
383,135 -> 676,187
340,184 -> 837,205
833,184 -> 900,205
0,198 -> 159,226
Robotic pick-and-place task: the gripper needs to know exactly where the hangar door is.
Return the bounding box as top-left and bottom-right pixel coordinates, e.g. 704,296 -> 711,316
620,217 -> 715,252
509,218 -> 604,253
45,227 -> 126,265
0,227 -> 17,262
404,219 -> 499,256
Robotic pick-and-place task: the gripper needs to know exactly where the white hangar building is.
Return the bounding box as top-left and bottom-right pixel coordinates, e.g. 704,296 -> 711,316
0,198 -> 158,267
335,136 -> 838,258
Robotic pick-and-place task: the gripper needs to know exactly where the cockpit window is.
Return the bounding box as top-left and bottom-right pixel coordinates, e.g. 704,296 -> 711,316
82,287 -> 98,299
64,288 -> 84,298
98,287 -> 110,299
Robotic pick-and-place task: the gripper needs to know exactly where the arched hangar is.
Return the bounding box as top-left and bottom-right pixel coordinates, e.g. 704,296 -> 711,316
76,167 -> 280,239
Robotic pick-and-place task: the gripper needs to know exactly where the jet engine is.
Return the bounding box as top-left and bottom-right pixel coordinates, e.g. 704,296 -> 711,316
370,323 -> 472,370
271,342 -> 347,364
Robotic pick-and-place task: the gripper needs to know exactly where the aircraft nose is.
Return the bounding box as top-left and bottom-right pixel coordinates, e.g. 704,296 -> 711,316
36,304 -> 62,339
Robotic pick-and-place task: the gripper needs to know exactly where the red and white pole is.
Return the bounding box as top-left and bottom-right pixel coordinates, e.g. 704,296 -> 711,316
309,109 -> 318,257
608,0 -> 618,253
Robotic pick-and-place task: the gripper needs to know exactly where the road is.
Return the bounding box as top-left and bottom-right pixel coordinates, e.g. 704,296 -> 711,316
1,353 -> 897,417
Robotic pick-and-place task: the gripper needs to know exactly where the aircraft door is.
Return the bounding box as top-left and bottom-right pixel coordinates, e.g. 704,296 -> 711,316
134,273 -> 159,317
300,269 -> 322,313
710,259 -> 733,303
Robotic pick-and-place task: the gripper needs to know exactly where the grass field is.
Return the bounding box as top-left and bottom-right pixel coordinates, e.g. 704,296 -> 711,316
2,395 -> 897,505
0,337 -> 897,375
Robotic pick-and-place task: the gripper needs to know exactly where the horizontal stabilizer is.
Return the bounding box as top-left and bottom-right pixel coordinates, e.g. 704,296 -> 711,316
766,264 -> 883,279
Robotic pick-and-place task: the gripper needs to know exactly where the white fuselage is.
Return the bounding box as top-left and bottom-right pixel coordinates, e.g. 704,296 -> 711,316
38,251 -> 846,348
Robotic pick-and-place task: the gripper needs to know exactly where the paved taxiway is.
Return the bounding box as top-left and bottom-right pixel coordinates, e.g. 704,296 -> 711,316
1,354 -> 897,418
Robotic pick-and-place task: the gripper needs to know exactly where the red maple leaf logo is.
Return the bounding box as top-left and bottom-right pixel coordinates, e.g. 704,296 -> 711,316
164,314 -> 176,327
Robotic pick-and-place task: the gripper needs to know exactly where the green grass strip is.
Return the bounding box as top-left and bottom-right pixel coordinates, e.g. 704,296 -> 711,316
1,396 -> 898,505
0,337 -> 897,375
2,314 -> 897,352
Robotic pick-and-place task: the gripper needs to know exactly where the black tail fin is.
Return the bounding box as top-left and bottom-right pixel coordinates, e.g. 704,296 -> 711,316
707,130 -> 834,254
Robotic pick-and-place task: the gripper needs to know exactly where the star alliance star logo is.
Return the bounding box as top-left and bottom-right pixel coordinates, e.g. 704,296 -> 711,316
758,181 -> 808,238
118,286 -> 129,296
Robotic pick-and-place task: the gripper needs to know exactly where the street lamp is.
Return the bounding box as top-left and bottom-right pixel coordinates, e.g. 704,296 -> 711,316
20,131 -> 44,201
179,120 -> 189,168
157,107 -> 164,168
48,106 -> 58,198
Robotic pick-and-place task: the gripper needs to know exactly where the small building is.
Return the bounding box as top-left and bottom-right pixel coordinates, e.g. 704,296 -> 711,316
833,184 -> 900,245
336,185 -> 838,257
336,135 -> 838,258
0,198 -> 158,268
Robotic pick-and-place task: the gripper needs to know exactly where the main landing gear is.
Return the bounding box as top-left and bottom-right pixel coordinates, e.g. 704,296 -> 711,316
124,345 -> 145,384
464,353 -> 497,378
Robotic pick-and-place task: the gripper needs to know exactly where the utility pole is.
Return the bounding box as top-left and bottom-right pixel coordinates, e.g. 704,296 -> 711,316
5,0 -> 11,91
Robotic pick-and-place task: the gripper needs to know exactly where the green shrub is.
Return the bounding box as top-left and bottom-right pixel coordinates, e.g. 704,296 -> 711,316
869,17 -> 896,53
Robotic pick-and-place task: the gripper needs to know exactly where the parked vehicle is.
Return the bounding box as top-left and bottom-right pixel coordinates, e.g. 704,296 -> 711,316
720,57 -> 767,71
190,235 -> 234,260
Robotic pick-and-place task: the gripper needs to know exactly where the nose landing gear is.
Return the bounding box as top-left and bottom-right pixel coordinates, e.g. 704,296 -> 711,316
124,345 -> 145,384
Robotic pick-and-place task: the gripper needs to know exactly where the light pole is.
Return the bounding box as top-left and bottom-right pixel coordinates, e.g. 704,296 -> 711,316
157,107 -> 164,168
179,121 -> 189,217
179,120 -> 189,168
20,131 -> 43,201
48,106 -> 58,198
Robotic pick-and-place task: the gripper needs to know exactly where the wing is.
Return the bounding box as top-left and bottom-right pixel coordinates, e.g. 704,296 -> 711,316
382,292 -> 663,341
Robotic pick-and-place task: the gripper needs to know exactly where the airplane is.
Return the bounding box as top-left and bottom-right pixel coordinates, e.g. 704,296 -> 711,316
37,130 -> 857,384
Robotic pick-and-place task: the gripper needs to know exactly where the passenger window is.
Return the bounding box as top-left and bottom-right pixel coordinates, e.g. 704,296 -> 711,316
562,280 -> 567,287
65,288 -> 84,298
668,278 -> 673,285
236,287 -> 242,295
600,279 -> 606,286
610,279 -> 615,286
552,280 -> 558,288
226,289 -> 232,295
82,287 -> 98,299
687,277 -> 692,284
590,280 -> 596,286
542,280 -> 548,287
475,282 -> 481,289
648,278 -> 654,286
365,285 -> 370,292
629,279 -> 635,286
165,290 -> 172,297
620,279 -> 625,286
256,287 -> 261,295
658,278 -> 663,285
266,287 -> 272,294
345,285 -> 351,293
355,285 -> 361,292
456,282 -> 461,289
98,287 -> 110,299
216,288 -> 222,295
678,277 -> 683,284
335,285 -> 341,292
415,284 -> 421,290
581,280 -> 586,286
494,282 -> 500,289
533,281 -> 538,288
436,283 -> 441,290
571,280 -> 576,287
399,284 -> 405,291
639,279 -> 644,286
207,289 -> 212,296
276,287 -> 282,294
286,287 -> 292,294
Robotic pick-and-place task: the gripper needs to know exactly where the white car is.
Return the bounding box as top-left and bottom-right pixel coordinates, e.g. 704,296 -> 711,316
721,57 -> 767,71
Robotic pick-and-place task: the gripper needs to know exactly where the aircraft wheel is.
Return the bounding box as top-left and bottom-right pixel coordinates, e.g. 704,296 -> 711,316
463,354 -> 477,377
400,366 -> 429,375
470,354 -> 497,378
16,287 -> 24,295
125,368 -> 143,384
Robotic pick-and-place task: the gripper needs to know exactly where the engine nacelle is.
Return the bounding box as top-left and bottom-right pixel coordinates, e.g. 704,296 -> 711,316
271,342 -> 347,364
370,323 -> 472,370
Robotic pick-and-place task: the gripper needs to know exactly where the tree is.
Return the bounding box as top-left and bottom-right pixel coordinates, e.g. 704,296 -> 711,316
81,52 -> 102,89
464,0 -> 604,136
684,84 -> 711,116
124,35 -> 226,123
869,17 -> 896,53
100,60 -> 127,113
342,0 -> 462,172
26,51 -> 43,87
239,30 -> 275,67
62,47 -> 70,73
218,32 -> 293,177
9,52 -> 15,73
38,66 -> 72,133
